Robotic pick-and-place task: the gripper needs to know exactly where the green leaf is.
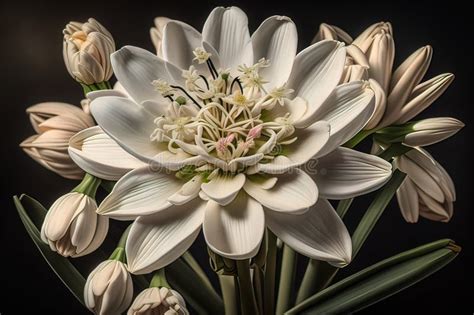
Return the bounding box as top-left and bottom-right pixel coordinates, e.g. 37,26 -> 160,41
167,258 -> 224,315
286,239 -> 460,314
352,169 -> 406,258
13,194 -> 87,306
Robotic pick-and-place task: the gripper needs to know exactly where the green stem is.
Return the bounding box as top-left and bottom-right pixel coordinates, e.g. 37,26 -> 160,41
253,266 -> 265,314
295,260 -> 338,304
343,129 -> 375,148
109,247 -> 126,262
276,245 -> 297,315
182,251 -> 214,292
352,169 -> 406,258
378,143 -> 412,161
264,230 -> 277,315
72,173 -> 101,198
117,225 -> 132,249
236,259 -> 258,315
336,198 -> 353,218
150,269 -> 171,288
219,275 -> 238,315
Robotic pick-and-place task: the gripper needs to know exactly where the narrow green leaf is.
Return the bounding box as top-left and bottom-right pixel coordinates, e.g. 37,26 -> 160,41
166,258 -> 224,315
13,195 -> 87,306
181,251 -> 215,293
352,170 -> 406,258
286,239 -> 460,314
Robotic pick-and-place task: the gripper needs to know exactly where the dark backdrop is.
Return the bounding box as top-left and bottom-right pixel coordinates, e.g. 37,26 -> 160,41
1,0 -> 472,314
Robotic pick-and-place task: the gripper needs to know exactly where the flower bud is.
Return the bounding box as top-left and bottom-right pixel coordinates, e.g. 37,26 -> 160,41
85,260 -> 134,315
366,31 -> 395,93
150,17 -> 171,58
311,23 -> 353,44
352,21 -> 393,53
63,18 -> 115,84
128,287 -> 189,315
20,102 -> 94,179
395,149 -> 455,223
340,45 -> 369,84
396,73 -> 454,124
403,117 -> 464,147
381,46 -> 433,126
41,190 -> 108,257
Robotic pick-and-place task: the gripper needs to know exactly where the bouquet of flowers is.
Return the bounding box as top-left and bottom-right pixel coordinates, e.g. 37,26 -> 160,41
14,6 -> 464,314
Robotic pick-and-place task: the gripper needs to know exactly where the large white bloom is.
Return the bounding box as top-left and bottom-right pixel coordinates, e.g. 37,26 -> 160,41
74,7 -> 393,273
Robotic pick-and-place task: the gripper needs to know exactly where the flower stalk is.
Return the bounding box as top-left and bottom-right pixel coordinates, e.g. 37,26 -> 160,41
264,230 -> 278,315
276,244 -> 298,315
236,259 -> 259,315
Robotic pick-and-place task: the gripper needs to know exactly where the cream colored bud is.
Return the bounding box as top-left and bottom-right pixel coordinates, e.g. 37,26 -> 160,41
352,21 -> 393,53
85,260 -> 133,315
20,102 -> 94,179
366,31 -> 395,93
312,23 -> 353,44
40,192 -> 108,257
403,117 -> 464,147
150,17 -> 172,58
395,148 -> 455,223
128,287 -> 189,315
340,45 -> 370,84
383,46 -> 433,126
396,73 -> 454,124
63,18 -> 115,84
364,79 -> 387,130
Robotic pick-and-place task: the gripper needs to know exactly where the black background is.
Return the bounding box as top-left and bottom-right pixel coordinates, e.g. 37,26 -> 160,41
0,0 -> 472,314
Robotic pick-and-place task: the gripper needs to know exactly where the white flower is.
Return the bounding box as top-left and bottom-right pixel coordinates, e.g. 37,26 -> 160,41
63,18 -> 115,84
395,148 -> 455,223
84,260 -> 133,315
20,102 -> 94,179
40,191 -> 108,257
79,6 -> 394,274
403,117 -> 464,147
128,287 -> 188,315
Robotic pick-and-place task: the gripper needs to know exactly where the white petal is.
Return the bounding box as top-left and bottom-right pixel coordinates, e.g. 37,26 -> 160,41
201,173 -> 246,205
111,46 -> 182,103
396,177 -> 419,223
203,193 -> 265,259
251,15 -> 297,89
97,166 -> 184,219
266,199 -> 352,266
244,169 -> 318,214
202,6 -> 253,69
69,126 -> 146,181
86,89 -> 129,102
312,147 -> 392,199
90,96 -> 166,163
287,40 -> 346,119
154,149 -> 203,171
162,21 -> 206,71
250,121 -> 330,174
126,198 -> 205,274
396,154 -> 444,203
168,175 -> 203,205
304,81 -> 375,156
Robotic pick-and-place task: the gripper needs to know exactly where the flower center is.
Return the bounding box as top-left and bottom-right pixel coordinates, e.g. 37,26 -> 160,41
150,47 -> 297,173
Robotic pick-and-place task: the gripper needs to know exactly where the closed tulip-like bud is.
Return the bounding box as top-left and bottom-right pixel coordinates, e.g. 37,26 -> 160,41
364,79 -> 387,130
41,181 -> 108,257
396,73 -> 454,124
150,17 -> 171,58
128,287 -> 189,315
381,46 -> 433,126
352,21 -> 393,53
85,260 -> 134,315
403,117 -> 464,147
366,31 -> 395,93
63,18 -> 115,84
20,102 -> 94,179
395,149 -> 455,223
312,23 -> 353,44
